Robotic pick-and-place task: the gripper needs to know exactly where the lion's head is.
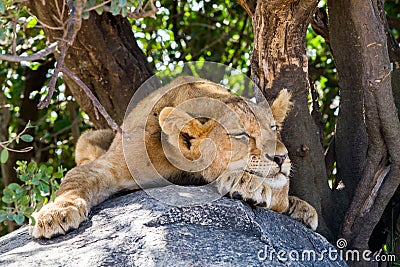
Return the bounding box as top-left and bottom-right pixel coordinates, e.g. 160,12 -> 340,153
153,78 -> 293,190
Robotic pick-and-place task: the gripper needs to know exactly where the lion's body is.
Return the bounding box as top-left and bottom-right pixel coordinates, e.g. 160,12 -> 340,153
30,76 -> 318,239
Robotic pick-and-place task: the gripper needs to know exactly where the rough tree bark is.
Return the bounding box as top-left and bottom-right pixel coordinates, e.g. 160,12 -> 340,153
326,1 -> 369,239
238,0 -> 333,239
328,0 -> 400,252
384,5 -> 400,260
28,1 -> 154,129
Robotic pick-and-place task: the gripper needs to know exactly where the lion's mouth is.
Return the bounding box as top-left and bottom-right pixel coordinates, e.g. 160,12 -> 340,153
244,169 -> 281,179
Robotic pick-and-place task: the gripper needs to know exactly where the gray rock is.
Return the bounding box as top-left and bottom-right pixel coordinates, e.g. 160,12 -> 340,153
0,187 -> 347,267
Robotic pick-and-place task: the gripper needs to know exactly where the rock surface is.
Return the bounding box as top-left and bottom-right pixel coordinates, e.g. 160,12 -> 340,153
0,187 -> 347,266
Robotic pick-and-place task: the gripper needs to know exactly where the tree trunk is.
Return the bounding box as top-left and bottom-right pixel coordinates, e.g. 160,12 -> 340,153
238,0 -> 333,239
383,1 -> 400,260
328,0 -> 400,252
28,1 -> 154,128
326,0 -> 369,238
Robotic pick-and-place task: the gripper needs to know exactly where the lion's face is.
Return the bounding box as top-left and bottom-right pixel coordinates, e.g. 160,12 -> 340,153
158,88 -> 293,188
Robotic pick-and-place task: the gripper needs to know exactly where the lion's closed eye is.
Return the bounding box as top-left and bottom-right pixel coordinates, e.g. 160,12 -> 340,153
229,132 -> 250,141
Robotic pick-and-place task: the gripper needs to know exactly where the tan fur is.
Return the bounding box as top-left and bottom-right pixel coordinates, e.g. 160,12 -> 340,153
29,76 -> 318,239
75,129 -> 115,166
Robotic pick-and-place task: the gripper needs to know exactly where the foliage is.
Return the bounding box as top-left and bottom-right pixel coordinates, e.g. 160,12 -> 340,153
131,0 -> 253,74
81,0 -> 152,19
0,161 -> 65,227
0,123 -> 34,164
0,0 -> 91,236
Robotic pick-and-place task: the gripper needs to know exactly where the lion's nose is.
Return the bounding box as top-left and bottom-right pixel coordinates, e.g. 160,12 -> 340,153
273,154 -> 287,167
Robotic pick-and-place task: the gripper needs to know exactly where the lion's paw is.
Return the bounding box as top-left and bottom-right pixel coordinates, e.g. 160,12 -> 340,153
29,197 -> 88,239
218,171 -> 272,207
286,196 -> 318,231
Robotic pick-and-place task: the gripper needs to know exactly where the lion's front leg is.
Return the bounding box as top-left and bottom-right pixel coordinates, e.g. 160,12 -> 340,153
285,196 -> 318,231
29,164 -> 102,239
217,171 -> 273,208
29,195 -> 88,239
30,152 -> 137,239
217,172 -> 318,231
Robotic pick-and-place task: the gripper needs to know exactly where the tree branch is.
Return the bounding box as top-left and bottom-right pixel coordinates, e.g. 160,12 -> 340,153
311,7 -> 330,49
0,42 -> 57,62
37,0 -> 83,109
360,165 -> 390,215
387,16 -> 400,34
337,0 -> 400,250
237,0 -> 256,17
324,136 -> 336,178
61,66 -> 121,133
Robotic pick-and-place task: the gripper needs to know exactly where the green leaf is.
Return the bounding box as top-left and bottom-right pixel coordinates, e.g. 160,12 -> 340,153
39,183 -> 50,194
24,207 -> 34,216
20,195 -> 30,206
29,62 -> 41,71
95,6 -> 104,15
0,1 -> 5,14
19,174 -> 29,182
53,172 -> 63,179
34,189 -> 43,201
110,0 -> 121,15
40,175 -> 49,184
14,191 -> 24,201
45,166 -> 53,176
32,174 -> 40,185
7,183 -> 20,191
1,149 -> 9,164
39,164 -> 47,174
3,188 -> 13,197
0,210 -> 7,222
13,213 -> 25,225
50,190 -> 57,202
82,11 -> 90,20
86,0 -> 96,6
51,179 -> 60,188
15,185 -> 25,194
29,215 -> 36,226
26,17 -> 38,28
0,28 -> 7,42
1,196 -> 12,203
16,160 -> 27,169
27,161 -> 37,173
20,134 -> 33,142
121,7 -> 127,17
36,203 -> 43,211
118,0 -> 126,7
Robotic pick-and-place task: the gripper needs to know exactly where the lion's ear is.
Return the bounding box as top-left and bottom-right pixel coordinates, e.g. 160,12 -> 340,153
270,89 -> 293,126
159,107 -> 205,138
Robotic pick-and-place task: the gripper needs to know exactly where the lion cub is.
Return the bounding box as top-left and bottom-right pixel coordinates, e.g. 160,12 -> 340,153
30,76 -> 318,238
